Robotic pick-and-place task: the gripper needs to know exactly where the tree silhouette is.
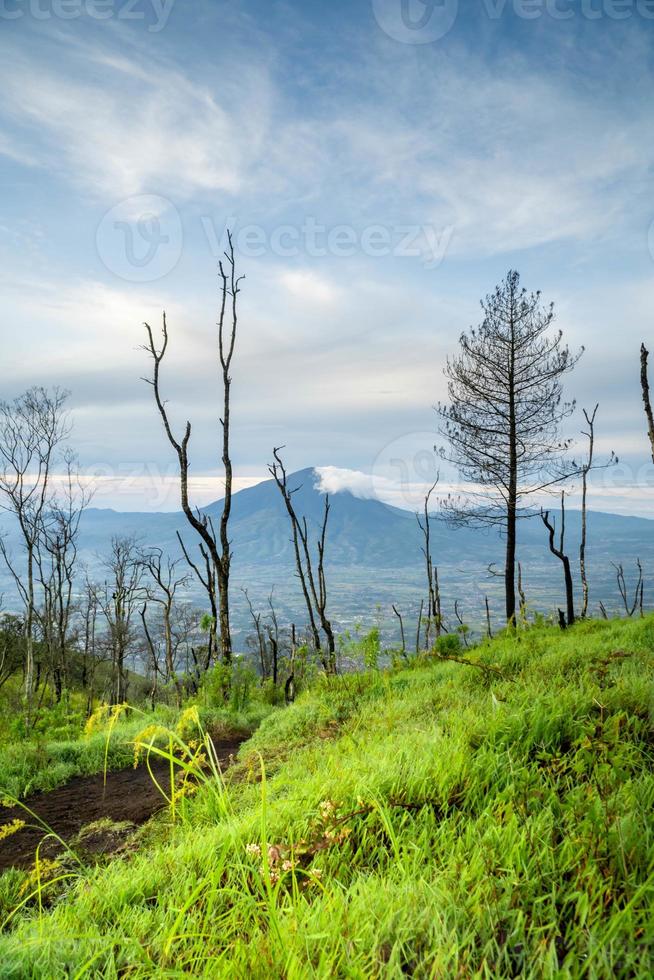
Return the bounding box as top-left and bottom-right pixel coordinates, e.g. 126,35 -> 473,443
439,270 -> 581,624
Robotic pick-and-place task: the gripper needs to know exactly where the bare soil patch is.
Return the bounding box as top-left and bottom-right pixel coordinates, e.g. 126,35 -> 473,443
0,736 -> 244,871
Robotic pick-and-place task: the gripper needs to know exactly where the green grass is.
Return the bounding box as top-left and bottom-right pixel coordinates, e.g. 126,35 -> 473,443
0,701 -> 273,801
0,617 -> 653,977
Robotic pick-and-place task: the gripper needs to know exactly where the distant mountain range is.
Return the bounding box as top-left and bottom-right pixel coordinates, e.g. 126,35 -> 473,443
1,468 -> 653,636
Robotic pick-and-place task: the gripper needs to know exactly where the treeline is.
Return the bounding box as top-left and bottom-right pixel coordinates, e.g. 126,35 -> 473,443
1,250 -> 653,729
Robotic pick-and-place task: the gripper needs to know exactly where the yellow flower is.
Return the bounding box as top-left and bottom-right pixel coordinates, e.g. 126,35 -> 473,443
0,818 -> 25,841
85,702 -> 128,737
18,858 -> 62,897
176,706 -> 201,739
132,723 -> 167,767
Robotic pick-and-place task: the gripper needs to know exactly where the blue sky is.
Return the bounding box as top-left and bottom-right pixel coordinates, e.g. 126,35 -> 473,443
1,0 -> 654,513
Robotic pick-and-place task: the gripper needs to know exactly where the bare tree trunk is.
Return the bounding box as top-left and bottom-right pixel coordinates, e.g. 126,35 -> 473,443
269,451 -> 335,670
517,562 -> 527,624
392,604 -> 406,655
243,588 -> 267,679
143,235 -> 243,668
416,479 -> 442,644
640,344 -> 654,464
216,240 -> 241,666
177,531 -> 218,670
415,598 -> 424,653
285,623 -> 296,704
506,347 -> 518,625
541,492 -> 575,627
612,559 -> 644,617
580,405 -> 598,618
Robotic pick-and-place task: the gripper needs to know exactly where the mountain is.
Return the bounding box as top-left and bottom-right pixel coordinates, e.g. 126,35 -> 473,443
1,468 -> 653,631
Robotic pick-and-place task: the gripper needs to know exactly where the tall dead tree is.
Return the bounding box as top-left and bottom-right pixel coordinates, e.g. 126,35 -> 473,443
541,491 -> 575,627
439,270 -> 581,624
640,344 -> 654,465
416,479 -> 443,647
0,387 -> 70,705
579,405 -> 597,619
578,405 -> 616,619
143,233 -> 243,667
269,449 -> 336,673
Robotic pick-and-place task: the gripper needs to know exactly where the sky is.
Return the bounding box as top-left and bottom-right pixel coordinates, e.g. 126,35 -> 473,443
1,0 -> 654,515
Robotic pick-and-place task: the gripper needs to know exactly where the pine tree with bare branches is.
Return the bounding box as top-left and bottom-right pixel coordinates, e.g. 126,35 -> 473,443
438,270 -> 581,624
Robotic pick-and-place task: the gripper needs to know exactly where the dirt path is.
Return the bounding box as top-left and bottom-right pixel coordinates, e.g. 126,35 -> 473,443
0,736 -> 244,872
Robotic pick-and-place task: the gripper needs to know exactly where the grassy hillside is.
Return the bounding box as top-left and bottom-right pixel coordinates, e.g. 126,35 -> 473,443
1,618 -> 653,977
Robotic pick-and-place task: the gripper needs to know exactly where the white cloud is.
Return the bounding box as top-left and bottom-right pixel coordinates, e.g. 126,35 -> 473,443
0,31 -> 272,202
279,270 -> 341,305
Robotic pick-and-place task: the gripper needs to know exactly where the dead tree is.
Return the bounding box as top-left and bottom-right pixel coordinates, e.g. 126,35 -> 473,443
415,598 -> 424,653
517,562 -> 527,624
392,604 -> 406,656
79,578 -> 103,715
416,479 -> 443,647
98,536 -> 144,704
439,270 -> 581,625
0,610 -> 25,694
269,449 -> 335,672
243,588 -> 267,679
265,592 -> 280,688
35,451 -> 90,700
139,602 -> 161,709
579,405 -> 597,619
612,560 -> 644,618
541,491 -> 575,627
484,596 -> 492,639
143,234 -> 243,666
140,547 -> 189,700
640,344 -> 654,465
285,624 -> 297,704
578,405 -> 616,619
0,387 -> 71,706
177,529 -> 218,671
453,600 -> 469,647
